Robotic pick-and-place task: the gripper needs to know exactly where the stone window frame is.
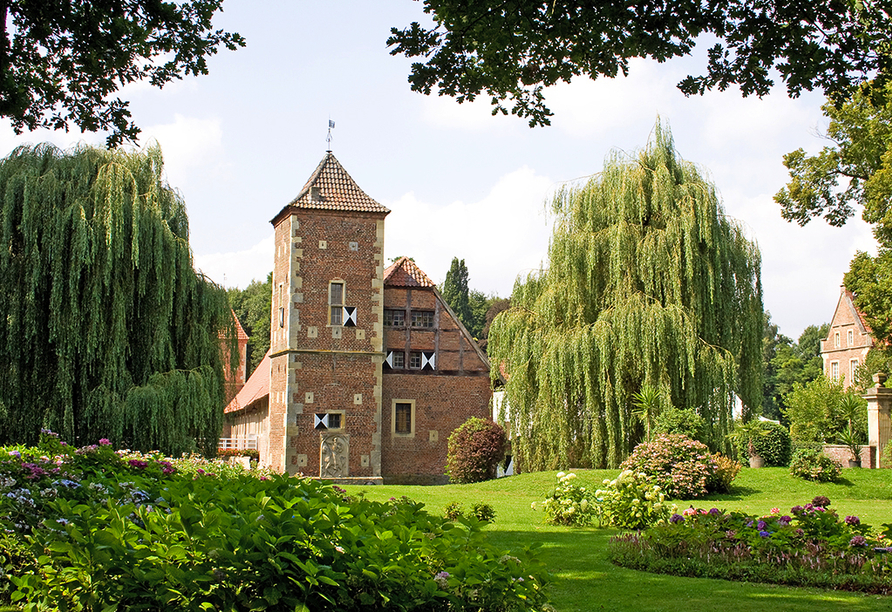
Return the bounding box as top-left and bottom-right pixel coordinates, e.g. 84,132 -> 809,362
329,280 -> 345,326
834,331 -> 840,348
830,360 -> 840,381
850,358 -> 860,384
847,329 -> 854,346
326,410 -> 345,432
392,399 -> 415,437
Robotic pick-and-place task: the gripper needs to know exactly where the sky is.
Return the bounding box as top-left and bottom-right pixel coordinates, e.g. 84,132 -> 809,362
0,1 -> 877,341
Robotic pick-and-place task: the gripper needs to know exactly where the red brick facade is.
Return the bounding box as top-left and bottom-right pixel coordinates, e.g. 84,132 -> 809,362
821,285 -> 873,389
227,153 -> 492,483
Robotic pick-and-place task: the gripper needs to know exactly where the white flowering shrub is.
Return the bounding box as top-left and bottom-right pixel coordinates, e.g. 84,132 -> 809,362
534,472 -> 597,526
595,470 -> 676,530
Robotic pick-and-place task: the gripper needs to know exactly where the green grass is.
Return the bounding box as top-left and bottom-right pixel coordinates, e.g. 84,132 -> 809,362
343,467 -> 892,611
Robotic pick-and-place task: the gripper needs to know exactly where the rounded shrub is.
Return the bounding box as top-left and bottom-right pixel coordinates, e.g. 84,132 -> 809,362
595,470 -> 674,530
445,417 -> 507,484
734,421 -> 791,466
620,433 -> 717,499
536,472 -> 596,526
653,407 -> 707,442
789,448 -> 842,482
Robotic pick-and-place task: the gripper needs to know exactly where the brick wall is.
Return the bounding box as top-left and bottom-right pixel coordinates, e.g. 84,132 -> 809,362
821,289 -> 872,389
381,285 -> 491,483
822,444 -> 875,468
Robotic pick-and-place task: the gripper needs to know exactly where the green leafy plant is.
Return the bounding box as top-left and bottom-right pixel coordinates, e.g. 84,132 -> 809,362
726,420 -> 770,459
789,448 -> 843,482
653,407 -> 707,442
444,501 -> 464,521
620,434 -> 717,499
705,453 -> 741,494
746,421 -> 792,467
535,472 -> 597,527
837,425 -> 865,463
445,417 -> 507,484
595,470 -> 675,530
631,385 -> 666,442
471,502 -> 496,523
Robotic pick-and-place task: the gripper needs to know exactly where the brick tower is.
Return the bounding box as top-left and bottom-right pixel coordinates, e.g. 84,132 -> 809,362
268,152 -> 389,480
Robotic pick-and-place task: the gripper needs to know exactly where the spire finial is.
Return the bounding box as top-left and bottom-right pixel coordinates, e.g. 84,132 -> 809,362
326,119 -> 335,152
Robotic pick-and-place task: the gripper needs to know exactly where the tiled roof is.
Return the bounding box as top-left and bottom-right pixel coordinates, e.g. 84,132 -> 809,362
224,349 -> 270,414
844,288 -> 873,333
383,257 -> 436,288
286,152 -> 390,214
232,310 -> 249,341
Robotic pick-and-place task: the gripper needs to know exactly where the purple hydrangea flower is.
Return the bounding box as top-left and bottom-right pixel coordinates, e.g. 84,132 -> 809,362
669,514 -> 684,524
812,495 -> 831,508
708,508 -> 720,515
845,515 -> 860,526
850,535 -> 867,547
777,516 -> 792,526
757,520 -> 767,530
759,531 -> 770,538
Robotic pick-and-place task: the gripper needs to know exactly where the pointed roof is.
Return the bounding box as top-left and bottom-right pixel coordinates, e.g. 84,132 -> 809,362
224,349 -> 271,414
272,152 -> 390,225
384,257 -> 436,288
232,310 -> 249,341
829,285 -> 873,336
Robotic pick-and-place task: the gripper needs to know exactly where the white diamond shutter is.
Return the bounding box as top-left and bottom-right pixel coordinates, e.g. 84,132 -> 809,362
314,413 -> 329,430
342,306 -> 357,327
385,350 -> 394,368
422,351 -> 436,370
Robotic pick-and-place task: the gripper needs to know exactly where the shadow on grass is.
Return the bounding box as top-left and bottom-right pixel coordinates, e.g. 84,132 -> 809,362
486,529 -> 888,612
698,484 -> 762,501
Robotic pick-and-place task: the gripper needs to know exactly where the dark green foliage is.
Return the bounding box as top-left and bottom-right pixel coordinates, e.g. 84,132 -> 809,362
0,1 -> 245,146
2,439 -> 549,611
653,407 -> 706,442
0,144 -> 235,455
441,257 -> 473,332
744,421 -> 792,467
389,1 -> 886,128
445,417 -> 507,484
489,123 -> 763,470
227,272 -> 272,377
783,377 -> 868,446
471,502 -> 496,522
764,322 -> 829,420
789,449 -> 843,483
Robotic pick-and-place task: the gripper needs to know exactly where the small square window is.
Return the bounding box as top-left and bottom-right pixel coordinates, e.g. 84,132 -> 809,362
411,310 -> 434,328
409,351 -> 422,369
328,412 -> 342,430
391,351 -> 405,369
384,309 -> 405,327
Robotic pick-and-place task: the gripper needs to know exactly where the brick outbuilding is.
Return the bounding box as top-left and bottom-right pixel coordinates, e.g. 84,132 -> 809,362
224,153 -> 492,483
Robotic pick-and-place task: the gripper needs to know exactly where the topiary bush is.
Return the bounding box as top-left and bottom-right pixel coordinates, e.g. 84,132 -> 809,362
789,448 -> 843,483
732,421 -> 791,466
445,417 -> 507,484
620,434 -> 717,499
653,407 -> 707,442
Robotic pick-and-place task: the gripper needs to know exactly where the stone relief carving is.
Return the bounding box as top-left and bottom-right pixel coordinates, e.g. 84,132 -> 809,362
320,434 -> 349,478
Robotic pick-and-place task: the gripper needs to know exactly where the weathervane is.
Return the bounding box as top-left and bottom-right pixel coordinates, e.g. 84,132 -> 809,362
326,119 -> 335,152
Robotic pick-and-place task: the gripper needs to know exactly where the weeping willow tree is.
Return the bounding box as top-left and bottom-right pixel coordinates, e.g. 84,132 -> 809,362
489,124 -> 763,470
0,143 -> 236,455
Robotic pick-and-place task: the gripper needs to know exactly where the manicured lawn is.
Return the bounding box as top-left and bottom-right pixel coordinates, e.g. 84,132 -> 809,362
344,468 -> 892,611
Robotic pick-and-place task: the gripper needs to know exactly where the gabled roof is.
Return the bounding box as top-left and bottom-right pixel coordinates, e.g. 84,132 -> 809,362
271,153 -> 390,224
224,349 -> 271,414
232,310 -> 249,341
384,256 -> 436,288
829,285 -> 873,336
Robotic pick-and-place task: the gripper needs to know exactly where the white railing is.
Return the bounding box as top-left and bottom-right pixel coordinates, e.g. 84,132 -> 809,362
218,437 -> 258,451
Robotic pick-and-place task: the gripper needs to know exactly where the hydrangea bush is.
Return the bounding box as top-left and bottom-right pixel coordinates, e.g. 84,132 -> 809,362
789,448 -> 843,483
534,472 -> 596,527
620,434 -> 718,499
595,470 -> 675,530
1,433 -> 551,612
445,417 -> 507,484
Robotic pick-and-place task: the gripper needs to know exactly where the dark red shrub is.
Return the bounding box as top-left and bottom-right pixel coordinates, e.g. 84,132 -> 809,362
445,417 -> 507,484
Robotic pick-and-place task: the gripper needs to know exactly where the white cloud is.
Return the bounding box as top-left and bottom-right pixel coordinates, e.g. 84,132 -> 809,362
194,232 -> 273,289
140,114 -> 223,188
383,166 -> 555,296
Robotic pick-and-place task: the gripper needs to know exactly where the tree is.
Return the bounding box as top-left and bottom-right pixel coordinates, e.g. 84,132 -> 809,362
783,376 -> 867,445
0,143 -> 235,454
441,257 -> 473,332
767,323 -> 829,419
0,1 -> 245,146
228,273 -> 272,377
389,0 -> 889,128
488,123 -> 763,470
761,312 -> 792,421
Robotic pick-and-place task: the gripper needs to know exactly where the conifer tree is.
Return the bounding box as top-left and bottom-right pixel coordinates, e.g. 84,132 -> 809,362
442,257 -> 473,331
489,124 -> 763,470
0,144 -> 235,454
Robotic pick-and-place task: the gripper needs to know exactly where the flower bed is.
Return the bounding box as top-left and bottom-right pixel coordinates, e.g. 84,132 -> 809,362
0,432 -> 550,611
608,496 -> 892,594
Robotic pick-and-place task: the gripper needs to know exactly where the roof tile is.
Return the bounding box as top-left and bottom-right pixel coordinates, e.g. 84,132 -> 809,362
383,257 -> 436,288
287,152 -> 390,214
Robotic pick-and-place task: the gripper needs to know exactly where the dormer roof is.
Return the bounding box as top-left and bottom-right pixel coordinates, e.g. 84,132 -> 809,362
271,152 -> 389,225
384,257 -> 437,288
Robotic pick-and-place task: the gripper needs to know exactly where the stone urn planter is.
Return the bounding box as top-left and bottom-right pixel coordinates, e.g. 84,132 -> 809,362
848,459 -> 862,468
749,454 -> 764,469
